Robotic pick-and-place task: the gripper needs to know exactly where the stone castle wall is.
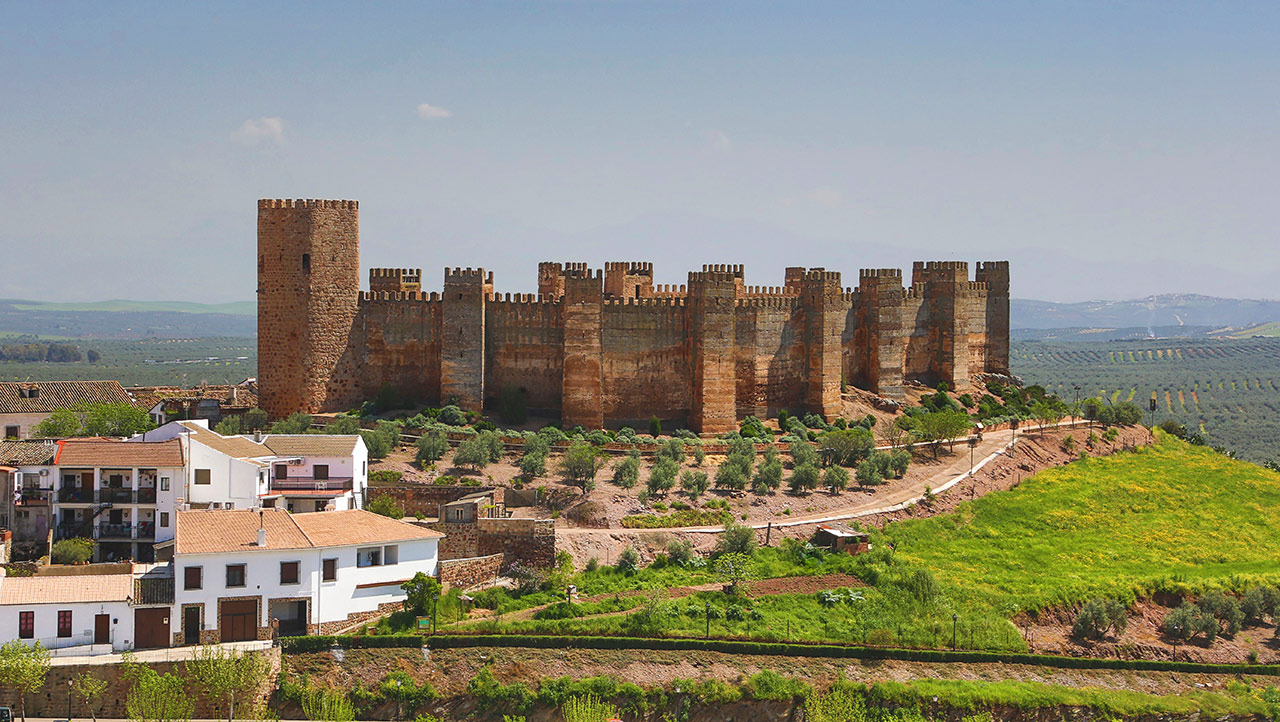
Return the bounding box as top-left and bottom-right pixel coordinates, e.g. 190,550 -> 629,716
257,199 -> 1010,433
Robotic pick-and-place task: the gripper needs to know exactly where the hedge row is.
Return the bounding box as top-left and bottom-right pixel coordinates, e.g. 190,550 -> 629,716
280,634 -> 423,652
425,633 -> 1280,677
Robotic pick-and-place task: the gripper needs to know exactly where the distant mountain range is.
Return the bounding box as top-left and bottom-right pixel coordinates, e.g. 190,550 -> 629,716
2,293 -> 1278,340
1011,294 -> 1280,331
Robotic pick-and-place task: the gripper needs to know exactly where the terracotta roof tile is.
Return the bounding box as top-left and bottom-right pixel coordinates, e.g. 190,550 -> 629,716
0,573 -> 133,605
55,438 -> 184,468
261,435 -> 360,457
0,440 -> 57,465
175,508 -> 442,555
178,421 -> 271,459
0,381 -> 134,415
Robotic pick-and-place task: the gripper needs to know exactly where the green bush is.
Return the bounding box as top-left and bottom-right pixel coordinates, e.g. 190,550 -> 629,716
367,495 -> 405,519
415,432 -> 449,465
368,469 -> 403,484
51,537 -> 94,565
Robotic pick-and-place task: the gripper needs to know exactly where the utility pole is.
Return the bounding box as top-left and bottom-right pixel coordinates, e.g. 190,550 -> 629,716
705,601 -> 711,640
952,614 -> 958,650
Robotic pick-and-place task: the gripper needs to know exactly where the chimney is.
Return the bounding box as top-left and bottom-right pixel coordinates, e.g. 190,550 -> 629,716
257,510 -> 267,547
253,429 -> 263,443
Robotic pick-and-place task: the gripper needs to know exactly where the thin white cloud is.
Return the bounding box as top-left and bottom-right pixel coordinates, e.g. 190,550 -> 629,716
230,117 -> 284,146
708,129 -> 732,152
416,103 -> 453,120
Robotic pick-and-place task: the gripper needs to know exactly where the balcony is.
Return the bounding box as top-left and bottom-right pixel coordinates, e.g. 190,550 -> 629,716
136,522 -> 156,539
57,488 -> 92,503
56,524 -> 87,540
97,522 -> 134,539
99,488 -> 135,504
17,488 -> 52,505
271,477 -> 354,493
137,487 -> 157,504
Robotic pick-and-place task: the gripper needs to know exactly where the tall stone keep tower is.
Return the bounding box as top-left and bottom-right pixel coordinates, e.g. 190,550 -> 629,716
257,199 -> 360,418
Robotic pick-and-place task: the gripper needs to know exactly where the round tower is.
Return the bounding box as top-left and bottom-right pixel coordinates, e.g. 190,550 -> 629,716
257,199 -> 360,418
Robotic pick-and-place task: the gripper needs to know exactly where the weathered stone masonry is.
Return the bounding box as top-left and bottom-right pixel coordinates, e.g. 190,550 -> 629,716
257,199 -> 1010,434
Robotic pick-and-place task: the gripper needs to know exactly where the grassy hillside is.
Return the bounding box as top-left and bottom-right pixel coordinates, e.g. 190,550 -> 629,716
0,336 -> 256,386
0,298 -> 255,315
884,433 -> 1280,611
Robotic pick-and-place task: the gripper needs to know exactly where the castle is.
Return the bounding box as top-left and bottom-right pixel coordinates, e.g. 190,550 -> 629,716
257,199 -> 1010,434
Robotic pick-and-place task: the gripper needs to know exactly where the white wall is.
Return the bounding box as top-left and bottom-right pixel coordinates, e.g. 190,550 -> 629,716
0,599 -> 135,652
184,442 -> 267,510
173,537 -> 437,630
0,412 -> 53,439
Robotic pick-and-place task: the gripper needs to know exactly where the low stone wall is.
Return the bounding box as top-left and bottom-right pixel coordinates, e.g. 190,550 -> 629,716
439,553 -> 503,590
370,484 -> 496,517
21,648 -> 279,719
424,517 -> 555,568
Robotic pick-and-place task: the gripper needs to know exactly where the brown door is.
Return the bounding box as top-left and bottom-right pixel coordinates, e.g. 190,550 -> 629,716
219,599 -> 258,642
94,614 -> 109,644
134,608 -> 170,649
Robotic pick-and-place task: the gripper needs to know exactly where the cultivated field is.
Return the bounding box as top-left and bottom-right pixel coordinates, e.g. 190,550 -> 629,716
1011,336 -> 1280,465
0,335 -> 256,386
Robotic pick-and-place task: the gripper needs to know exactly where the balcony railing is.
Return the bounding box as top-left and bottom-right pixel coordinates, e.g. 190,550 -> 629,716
137,487 -> 157,504
271,477 -> 354,492
57,488 -> 92,503
136,522 -> 156,539
98,522 -> 134,539
56,524 -> 87,540
99,488 -> 135,504
17,488 -> 52,504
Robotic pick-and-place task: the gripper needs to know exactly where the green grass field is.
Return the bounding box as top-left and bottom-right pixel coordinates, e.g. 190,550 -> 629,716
450,434 -> 1280,652
883,433 -> 1280,611
0,336 -> 256,386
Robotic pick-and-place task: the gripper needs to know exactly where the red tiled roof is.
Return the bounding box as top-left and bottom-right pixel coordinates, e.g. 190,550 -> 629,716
0,381 -> 133,414
55,438 -> 184,468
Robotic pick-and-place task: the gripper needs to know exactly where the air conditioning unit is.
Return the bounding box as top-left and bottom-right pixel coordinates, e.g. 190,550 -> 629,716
209,502 -> 222,509
287,458 -> 304,466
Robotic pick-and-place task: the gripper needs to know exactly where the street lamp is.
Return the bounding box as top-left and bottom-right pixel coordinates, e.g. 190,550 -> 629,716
968,437 -> 978,474
705,601 -> 711,640
1073,385 -> 1081,422
67,678 -> 73,721
952,614 -> 958,650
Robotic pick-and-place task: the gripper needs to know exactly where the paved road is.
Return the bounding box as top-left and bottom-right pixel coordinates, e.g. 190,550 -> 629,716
48,639 -> 272,666
557,420 -> 1089,536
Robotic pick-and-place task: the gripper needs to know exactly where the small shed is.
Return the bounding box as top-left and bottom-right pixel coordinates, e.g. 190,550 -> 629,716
814,523 -> 871,555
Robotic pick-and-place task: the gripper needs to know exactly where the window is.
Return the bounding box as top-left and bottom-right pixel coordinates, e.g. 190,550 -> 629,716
322,558 -> 337,582
280,561 -> 300,585
274,464 -> 288,480
363,461 -> 367,475
302,253 -> 311,272
356,547 -> 381,567
58,610 -> 72,638
18,612 -> 33,639
4,425 -> 18,439
383,545 -> 399,565
109,474 -> 123,486
160,477 -> 170,491
194,469 -> 211,485
159,512 -> 170,528
184,566 -> 203,590
313,465 -> 329,481
226,564 -> 246,588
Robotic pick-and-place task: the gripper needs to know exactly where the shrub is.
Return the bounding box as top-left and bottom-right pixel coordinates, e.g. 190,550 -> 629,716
818,428 -> 875,467
715,460 -> 749,491
888,449 -> 911,478
437,405 -> 467,426
680,470 -> 710,499
368,469 -> 403,484
612,456 -> 640,489
325,415 -> 361,435
519,434 -> 550,478
788,463 -> 820,493
691,444 -> 706,466
415,432 -> 449,465
753,453 -> 783,493
666,539 -> 696,566
856,459 -> 885,488
823,465 -> 850,494
648,415 -> 662,437
647,458 -> 679,495
51,538 -> 94,565
717,519 -> 756,554
560,441 -> 602,493
1072,598 -> 1128,640
453,436 -> 490,470
615,547 -> 640,575
657,438 -> 686,464
367,495 -> 405,520
789,439 -> 818,467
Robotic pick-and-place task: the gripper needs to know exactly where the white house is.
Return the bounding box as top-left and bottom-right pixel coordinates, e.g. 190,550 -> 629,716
0,566 -> 174,654
48,439 -> 186,562
172,508 -> 442,644
135,421 -> 368,514
0,440 -> 57,541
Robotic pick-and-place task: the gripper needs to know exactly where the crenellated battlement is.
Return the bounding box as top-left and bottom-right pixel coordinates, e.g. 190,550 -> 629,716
699,263 -> 745,277
258,199 -> 358,210
803,269 -> 842,283
444,267 -> 494,285
652,284 -> 687,296
563,267 -> 602,281
740,285 -> 798,297
603,296 -> 688,308
358,290 -> 442,303
604,261 -> 654,274
859,268 -> 903,280
687,271 -> 741,285
370,267 -> 422,280
735,296 -> 801,309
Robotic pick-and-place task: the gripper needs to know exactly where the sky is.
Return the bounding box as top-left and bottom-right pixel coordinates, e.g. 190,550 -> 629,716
1,1 -> 1277,303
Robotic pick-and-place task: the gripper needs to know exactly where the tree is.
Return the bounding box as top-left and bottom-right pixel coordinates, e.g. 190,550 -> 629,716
888,449 -> 911,478
51,537 -> 94,564
666,538 -> 696,566
437,405 -> 467,426
213,415 -> 242,436
715,460 -> 749,491
789,438 -> 818,467
324,415 -> 361,435
367,495 -> 405,520
647,457 -> 679,495
680,469 -> 709,499
270,412 -> 313,434
788,463 -> 820,493
415,432 -> 450,465
0,640 -> 50,722
717,519 -> 757,554
818,428 -> 875,467
1072,598 -> 1128,640
648,415 -> 662,437
612,455 -> 640,489
855,460 -> 884,489
914,409 -> 972,458
517,434 -> 549,478
183,645 -> 271,722
1164,602 -> 1217,643
657,438 -> 686,464
122,654 -> 193,722
452,436 -> 490,471
477,430 -> 504,463
713,552 -> 753,593
883,422 -> 910,451
752,453 -> 783,494
824,465 -> 850,494
498,384 -> 528,425
401,571 -> 442,617
690,444 -> 706,466
559,440 -> 602,493
242,408 -> 269,431
73,671 -> 108,721
562,694 -> 619,722
86,349 -> 101,363
32,408 -> 82,438
615,547 -> 640,574
359,429 -> 391,460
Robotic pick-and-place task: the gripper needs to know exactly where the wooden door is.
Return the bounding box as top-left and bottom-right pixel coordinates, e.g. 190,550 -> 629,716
94,614 -> 109,644
134,607 -> 170,649
183,606 -> 200,645
219,599 -> 258,642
